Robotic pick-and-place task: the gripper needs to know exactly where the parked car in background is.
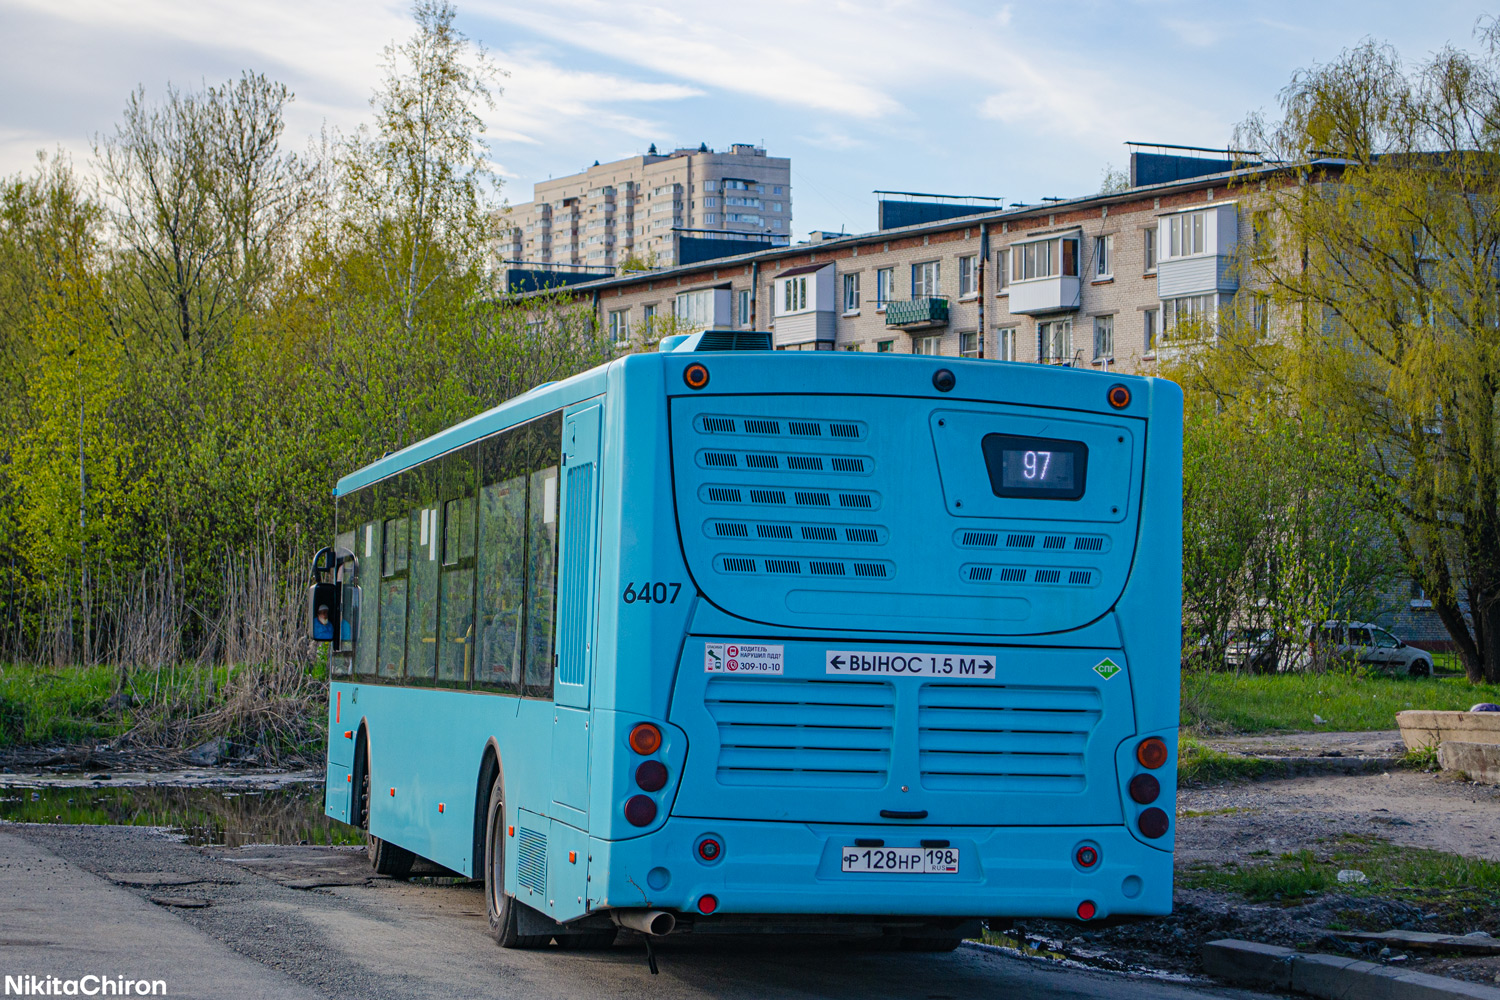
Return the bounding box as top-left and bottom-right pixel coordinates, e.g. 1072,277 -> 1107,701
1311,620 -> 1434,677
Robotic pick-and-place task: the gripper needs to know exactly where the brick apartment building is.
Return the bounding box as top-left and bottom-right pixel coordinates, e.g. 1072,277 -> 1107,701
505,143 -> 792,270
539,146 -> 1271,375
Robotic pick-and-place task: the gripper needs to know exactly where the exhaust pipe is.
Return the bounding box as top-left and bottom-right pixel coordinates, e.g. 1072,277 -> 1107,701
612,909 -> 677,936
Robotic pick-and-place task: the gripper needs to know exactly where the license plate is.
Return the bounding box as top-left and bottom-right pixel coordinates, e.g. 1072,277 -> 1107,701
840,846 -> 960,874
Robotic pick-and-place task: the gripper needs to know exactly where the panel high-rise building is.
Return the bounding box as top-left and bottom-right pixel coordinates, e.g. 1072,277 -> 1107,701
503,144 -> 791,269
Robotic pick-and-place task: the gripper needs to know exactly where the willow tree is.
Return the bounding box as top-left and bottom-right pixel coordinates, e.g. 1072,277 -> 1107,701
1218,35 -> 1500,683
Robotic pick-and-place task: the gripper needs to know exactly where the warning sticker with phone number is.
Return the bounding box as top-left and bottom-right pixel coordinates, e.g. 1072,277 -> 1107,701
704,642 -> 784,675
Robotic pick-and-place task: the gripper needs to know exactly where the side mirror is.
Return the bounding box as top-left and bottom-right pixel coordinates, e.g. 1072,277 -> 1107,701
308,581 -> 340,643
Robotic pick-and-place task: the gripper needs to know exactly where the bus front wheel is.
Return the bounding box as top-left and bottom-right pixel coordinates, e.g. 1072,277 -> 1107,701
484,772 -> 551,948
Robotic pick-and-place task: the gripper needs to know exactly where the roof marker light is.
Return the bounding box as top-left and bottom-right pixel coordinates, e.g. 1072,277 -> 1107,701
1107,384 -> 1131,409
684,363 -> 710,389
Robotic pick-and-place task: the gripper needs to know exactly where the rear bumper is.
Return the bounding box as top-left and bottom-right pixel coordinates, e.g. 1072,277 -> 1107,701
590,818 -> 1172,921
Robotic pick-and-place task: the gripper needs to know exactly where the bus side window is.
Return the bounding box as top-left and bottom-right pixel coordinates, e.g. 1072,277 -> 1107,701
476,473 -> 527,692
379,515 -> 407,678
524,415 -> 562,699
438,491 -> 476,683
406,504 -> 440,681
352,519 -> 380,677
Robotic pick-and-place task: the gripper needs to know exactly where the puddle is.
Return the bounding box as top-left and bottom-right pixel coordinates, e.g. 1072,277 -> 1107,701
0,782 -> 362,848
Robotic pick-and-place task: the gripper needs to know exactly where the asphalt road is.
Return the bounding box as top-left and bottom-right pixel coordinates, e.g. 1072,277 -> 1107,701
0,824 -> 1277,1000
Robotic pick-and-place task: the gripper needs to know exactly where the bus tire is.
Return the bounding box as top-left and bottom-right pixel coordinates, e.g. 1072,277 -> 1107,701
484,772 -> 551,949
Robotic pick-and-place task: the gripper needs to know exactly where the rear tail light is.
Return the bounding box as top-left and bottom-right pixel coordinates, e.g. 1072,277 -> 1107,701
697,894 -> 719,915
635,760 -> 668,792
1138,807 -> 1169,839
1075,845 -> 1098,868
1107,384 -> 1131,409
1077,900 -> 1097,920
1136,737 -> 1168,769
629,723 -> 663,755
683,363 -> 710,389
624,795 -> 657,827
1128,773 -> 1161,804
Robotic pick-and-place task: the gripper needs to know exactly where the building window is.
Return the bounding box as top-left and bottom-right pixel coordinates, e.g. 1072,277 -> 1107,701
876,268 -> 894,310
770,202 -> 783,212
996,249 -> 1009,293
912,260 -> 941,299
1094,235 -> 1112,279
958,255 -> 978,298
1143,307 -> 1158,352
782,275 -> 809,313
1164,210 -> 1208,259
1251,210 -> 1272,258
773,185 -> 783,194
959,331 -> 981,357
842,272 -> 860,313
676,288 -> 717,330
913,334 -> 942,355
642,303 -> 658,339
1038,319 -> 1073,363
1143,228 -> 1157,272
1093,314 -> 1113,359
843,343 -> 862,351
876,339 -> 894,352
1248,293 -> 1269,338
738,289 -> 751,327
1012,237 -> 1079,281
608,309 -> 630,345
1162,294 -> 1217,340
702,213 -> 718,224
995,327 -> 1017,361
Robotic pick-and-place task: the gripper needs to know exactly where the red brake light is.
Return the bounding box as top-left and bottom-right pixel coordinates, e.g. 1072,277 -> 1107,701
624,795 -> 657,827
1138,807 -> 1170,839
1136,737 -> 1169,769
1077,900 -> 1097,920
635,760 -> 668,792
1129,773 -> 1161,804
697,894 -> 719,915
629,723 -> 663,755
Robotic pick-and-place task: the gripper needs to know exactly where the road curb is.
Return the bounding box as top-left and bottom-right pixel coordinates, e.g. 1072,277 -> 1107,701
1203,939 -> 1500,999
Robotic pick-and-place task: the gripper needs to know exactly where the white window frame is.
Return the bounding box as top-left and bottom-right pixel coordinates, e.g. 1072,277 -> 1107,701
1038,318 -> 1073,363
958,255 -> 978,298
1143,228 -> 1157,273
1162,293 -> 1217,340
1093,314 -> 1114,360
876,268 -> 894,311
842,272 -> 860,315
912,260 -> 940,299
959,331 -> 981,357
1011,236 -> 1079,282
913,334 -> 942,356
608,308 -> 631,345
1164,210 -> 1208,260
1143,307 -> 1158,353
995,326 -> 1017,361
1094,235 -> 1112,279
996,249 -> 1009,293
738,288 -> 752,327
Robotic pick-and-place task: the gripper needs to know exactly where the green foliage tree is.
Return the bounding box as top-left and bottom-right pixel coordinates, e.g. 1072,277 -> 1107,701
1212,33 -> 1500,682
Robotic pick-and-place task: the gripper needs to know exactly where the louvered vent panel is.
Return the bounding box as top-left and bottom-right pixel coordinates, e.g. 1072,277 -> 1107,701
714,522 -> 749,537
789,421 -> 821,436
968,567 -> 993,582
1007,534 -> 1036,548
708,677 -> 893,788
839,494 -> 873,509
810,561 -> 846,576
829,422 -> 861,438
919,683 -> 1101,793
795,491 -> 831,506
1034,569 -> 1062,583
853,563 -> 888,578
801,526 -> 836,541
744,419 -> 781,434
516,827 -> 547,894
1000,568 -> 1027,582
764,559 -> 802,574
845,528 -> 879,543
1069,570 -> 1092,585
556,462 -> 594,688
1074,536 -> 1106,552
703,452 -> 739,467
757,524 -> 793,539
787,456 -> 824,471
750,489 -> 786,504
702,417 -> 736,433
746,454 -> 779,469
707,487 -> 742,503
1043,536 -> 1066,550
831,458 -> 864,472
962,531 -> 999,547
722,557 -> 757,573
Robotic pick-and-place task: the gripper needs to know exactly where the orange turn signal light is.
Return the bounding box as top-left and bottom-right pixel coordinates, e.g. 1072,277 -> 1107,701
1136,737 -> 1169,770
1107,384 -> 1131,409
629,722 -> 663,755
683,363 -> 710,389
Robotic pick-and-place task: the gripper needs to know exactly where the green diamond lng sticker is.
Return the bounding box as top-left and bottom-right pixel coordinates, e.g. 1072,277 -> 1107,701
1093,657 -> 1122,680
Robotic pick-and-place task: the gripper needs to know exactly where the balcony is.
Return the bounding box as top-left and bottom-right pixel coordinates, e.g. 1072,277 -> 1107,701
1008,275 -> 1080,315
884,297 -> 949,330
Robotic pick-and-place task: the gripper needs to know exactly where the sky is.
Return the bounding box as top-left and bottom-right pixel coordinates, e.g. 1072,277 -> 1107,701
0,0 -> 1491,236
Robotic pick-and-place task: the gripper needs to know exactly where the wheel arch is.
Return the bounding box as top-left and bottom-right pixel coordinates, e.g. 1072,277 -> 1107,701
473,738 -> 505,876
350,717 -> 372,828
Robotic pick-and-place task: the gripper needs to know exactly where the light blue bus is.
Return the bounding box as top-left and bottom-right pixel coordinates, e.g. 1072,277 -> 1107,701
312,332 -> 1182,950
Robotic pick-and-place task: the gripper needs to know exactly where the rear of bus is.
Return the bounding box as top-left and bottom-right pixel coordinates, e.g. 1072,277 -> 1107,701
594,347 -> 1181,936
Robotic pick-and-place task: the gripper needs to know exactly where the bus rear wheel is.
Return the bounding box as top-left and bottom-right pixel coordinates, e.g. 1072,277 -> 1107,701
484,772 -> 551,948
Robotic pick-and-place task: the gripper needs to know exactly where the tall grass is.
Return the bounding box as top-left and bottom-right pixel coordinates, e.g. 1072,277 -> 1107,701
1181,668 -> 1500,735
0,530 -> 324,765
